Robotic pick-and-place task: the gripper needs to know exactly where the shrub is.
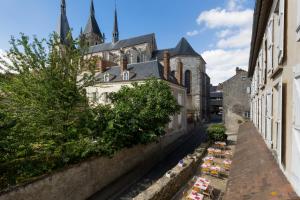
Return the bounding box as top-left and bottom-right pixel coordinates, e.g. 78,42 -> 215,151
207,124 -> 227,142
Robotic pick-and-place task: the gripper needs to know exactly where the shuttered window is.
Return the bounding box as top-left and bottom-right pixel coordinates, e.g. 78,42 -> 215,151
297,0 -> 300,41
267,16 -> 274,75
277,0 -> 285,64
266,90 -> 273,146
291,65 -> 300,193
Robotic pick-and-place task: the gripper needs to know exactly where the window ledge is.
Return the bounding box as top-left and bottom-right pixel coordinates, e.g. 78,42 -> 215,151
270,67 -> 283,79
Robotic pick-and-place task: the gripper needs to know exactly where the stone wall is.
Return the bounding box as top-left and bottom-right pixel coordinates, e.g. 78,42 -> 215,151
0,130 -> 189,200
223,70 -> 251,134
133,142 -> 209,200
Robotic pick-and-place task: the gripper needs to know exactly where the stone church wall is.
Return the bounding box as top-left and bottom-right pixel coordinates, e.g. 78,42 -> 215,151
169,56 -> 207,121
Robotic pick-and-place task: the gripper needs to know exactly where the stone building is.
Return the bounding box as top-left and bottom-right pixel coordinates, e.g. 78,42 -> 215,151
56,0 -> 210,123
81,52 -> 187,133
249,0 -> 300,195
209,84 -> 223,122
222,67 -> 251,134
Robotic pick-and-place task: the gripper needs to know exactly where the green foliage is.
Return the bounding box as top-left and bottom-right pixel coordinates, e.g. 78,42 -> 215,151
99,79 -> 181,150
207,124 -> 227,142
0,34 -> 180,190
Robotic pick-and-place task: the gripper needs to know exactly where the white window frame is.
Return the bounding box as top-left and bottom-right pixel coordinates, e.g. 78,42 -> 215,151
123,70 -> 130,81
104,73 -> 110,82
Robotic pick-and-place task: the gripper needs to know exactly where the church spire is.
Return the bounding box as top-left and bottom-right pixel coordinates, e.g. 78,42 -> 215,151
83,0 -> 104,46
90,0 -> 95,16
57,0 -> 72,45
112,0 -> 119,43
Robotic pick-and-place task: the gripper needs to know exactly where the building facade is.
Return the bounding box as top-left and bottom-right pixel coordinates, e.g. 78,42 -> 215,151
56,0 -> 210,123
209,84 -> 223,122
82,52 -> 187,133
223,68 -> 251,134
249,0 -> 300,195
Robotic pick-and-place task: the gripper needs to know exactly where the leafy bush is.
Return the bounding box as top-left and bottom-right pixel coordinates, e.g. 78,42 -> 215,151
0,34 -> 180,190
207,124 -> 227,142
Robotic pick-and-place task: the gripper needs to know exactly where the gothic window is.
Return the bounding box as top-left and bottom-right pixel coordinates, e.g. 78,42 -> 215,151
123,71 -> 130,81
185,70 -> 191,94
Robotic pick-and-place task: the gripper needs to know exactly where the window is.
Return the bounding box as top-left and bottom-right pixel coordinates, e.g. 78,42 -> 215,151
247,87 -> 251,94
297,0 -> 300,41
137,55 -> 140,63
277,0 -> 285,64
104,73 -> 110,82
171,70 -> 176,77
123,71 -> 130,81
92,92 -> 97,102
242,76 -> 247,81
184,70 -> 191,94
267,16 -> 274,75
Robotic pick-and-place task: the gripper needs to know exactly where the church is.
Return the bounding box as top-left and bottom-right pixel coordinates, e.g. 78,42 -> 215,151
57,0 -> 210,124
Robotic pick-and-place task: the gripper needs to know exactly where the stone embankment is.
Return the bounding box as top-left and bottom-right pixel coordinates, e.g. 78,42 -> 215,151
133,143 -> 209,200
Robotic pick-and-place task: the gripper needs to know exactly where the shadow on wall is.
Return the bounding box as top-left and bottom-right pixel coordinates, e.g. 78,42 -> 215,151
225,104 -> 246,134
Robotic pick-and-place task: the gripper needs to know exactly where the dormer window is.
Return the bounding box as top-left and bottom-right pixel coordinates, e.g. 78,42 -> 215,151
104,73 -> 110,82
123,71 -> 130,81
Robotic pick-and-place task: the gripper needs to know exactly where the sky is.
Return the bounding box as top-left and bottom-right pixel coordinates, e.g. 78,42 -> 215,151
0,0 -> 255,85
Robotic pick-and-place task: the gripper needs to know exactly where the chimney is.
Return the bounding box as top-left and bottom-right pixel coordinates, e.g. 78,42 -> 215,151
96,59 -> 106,73
120,54 -> 128,73
176,58 -> 183,85
163,51 -> 170,80
236,67 -> 243,74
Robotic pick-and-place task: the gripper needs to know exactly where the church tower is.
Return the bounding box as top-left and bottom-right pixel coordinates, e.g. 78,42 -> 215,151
112,2 -> 119,43
57,0 -> 72,45
83,0 -> 104,46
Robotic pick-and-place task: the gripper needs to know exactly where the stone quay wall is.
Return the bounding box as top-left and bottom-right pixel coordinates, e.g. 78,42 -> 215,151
0,128 -> 192,200
133,142 -> 209,200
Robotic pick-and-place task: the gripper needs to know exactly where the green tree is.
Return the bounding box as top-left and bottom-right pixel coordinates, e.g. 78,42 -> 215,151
98,79 -> 181,151
0,33 -> 98,188
0,33 -> 181,190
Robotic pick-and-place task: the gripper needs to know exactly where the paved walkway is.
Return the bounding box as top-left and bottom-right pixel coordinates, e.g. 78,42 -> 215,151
224,122 -> 299,200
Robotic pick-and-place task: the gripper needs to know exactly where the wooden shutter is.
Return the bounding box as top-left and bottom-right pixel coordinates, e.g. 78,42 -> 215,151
267,17 -> 274,74
291,65 -> 300,194
275,79 -> 283,164
262,94 -> 266,137
266,90 -> 273,146
297,0 -> 300,41
278,0 -> 285,64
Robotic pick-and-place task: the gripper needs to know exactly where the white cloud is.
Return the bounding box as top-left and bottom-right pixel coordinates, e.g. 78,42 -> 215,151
202,48 -> 250,85
197,8 -> 253,28
217,28 -> 252,48
227,0 -> 246,11
186,30 -> 199,37
216,29 -> 235,38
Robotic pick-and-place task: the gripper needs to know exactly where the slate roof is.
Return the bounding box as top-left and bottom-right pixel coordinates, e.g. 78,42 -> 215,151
57,0 -> 72,45
94,60 -> 178,84
152,38 -> 203,61
84,0 -> 103,38
89,33 -> 157,53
